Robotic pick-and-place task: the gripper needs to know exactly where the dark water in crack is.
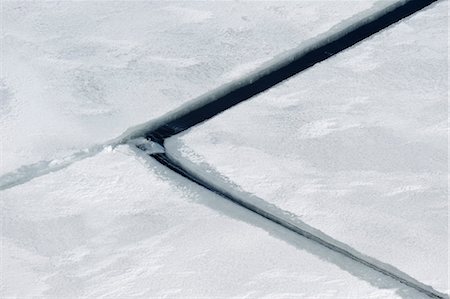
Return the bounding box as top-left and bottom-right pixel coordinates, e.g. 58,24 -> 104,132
146,0 -> 439,145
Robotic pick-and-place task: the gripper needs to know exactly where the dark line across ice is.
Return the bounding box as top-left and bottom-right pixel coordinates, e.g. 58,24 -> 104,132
148,150 -> 447,299
137,0 -> 440,145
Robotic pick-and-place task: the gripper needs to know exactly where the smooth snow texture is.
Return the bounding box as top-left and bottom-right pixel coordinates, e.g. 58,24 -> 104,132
0,145 -> 424,298
167,1 -> 448,294
1,1 -> 377,176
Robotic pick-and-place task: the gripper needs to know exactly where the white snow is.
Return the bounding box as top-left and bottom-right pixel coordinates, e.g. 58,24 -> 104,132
0,145 -> 419,298
2,1 -> 447,297
167,1 -> 448,294
1,1 -> 378,176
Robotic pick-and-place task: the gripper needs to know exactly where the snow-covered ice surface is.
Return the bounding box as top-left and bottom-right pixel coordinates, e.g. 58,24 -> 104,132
0,1 -> 380,176
0,144 -> 426,298
2,1 -> 447,297
167,1 -> 448,294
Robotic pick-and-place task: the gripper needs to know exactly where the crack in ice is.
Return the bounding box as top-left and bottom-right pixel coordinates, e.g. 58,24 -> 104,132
1,2 -> 446,297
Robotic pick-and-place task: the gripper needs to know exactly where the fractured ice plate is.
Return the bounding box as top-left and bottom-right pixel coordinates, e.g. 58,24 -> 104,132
167,1 -> 448,293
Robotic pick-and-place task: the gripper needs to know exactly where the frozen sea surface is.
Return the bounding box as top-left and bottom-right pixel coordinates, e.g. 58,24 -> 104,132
0,145 -> 426,298
167,1 -> 448,293
1,1 -> 447,297
1,0 -> 378,175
